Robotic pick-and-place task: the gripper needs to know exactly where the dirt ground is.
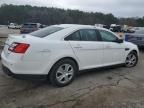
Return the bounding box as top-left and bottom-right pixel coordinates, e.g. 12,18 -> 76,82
0,26 -> 144,108
0,25 -> 20,37
0,26 -> 20,47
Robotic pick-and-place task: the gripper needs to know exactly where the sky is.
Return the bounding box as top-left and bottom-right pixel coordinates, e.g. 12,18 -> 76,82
0,0 -> 144,17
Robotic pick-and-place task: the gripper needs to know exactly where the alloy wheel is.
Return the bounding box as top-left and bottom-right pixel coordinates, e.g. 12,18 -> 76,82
125,53 -> 137,67
56,64 -> 74,84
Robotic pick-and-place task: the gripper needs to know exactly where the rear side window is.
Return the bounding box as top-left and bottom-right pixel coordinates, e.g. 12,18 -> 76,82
30,26 -> 64,38
79,29 -> 98,41
65,31 -> 81,41
65,29 -> 99,41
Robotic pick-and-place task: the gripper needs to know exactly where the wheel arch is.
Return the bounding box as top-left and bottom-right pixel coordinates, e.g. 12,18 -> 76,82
131,50 -> 138,55
127,48 -> 139,56
124,48 -> 138,63
48,56 -> 79,76
125,49 -> 139,67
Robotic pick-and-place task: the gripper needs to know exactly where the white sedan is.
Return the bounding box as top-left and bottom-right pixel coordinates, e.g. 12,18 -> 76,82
8,23 -> 21,29
1,24 -> 139,87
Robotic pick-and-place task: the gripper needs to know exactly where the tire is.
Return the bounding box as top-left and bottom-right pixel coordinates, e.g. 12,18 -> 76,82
49,59 -> 78,87
125,51 -> 138,68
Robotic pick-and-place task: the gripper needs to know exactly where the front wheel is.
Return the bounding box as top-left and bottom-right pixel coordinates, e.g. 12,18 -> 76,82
49,59 -> 78,87
125,51 -> 138,68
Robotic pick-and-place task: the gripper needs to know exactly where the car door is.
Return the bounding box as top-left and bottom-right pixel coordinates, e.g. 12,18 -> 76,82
98,29 -> 125,65
99,30 -> 125,66
65,29 -> 104,70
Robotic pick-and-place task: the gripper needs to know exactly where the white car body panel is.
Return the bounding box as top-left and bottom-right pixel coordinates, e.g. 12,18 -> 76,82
69,41 -> 104,70
1,24 -> 139,75
102,42 -> 125,65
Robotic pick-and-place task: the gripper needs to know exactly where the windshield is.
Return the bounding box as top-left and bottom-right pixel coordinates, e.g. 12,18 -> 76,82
30,26 -> 64,38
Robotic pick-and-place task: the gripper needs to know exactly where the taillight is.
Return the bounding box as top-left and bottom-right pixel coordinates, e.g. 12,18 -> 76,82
8,42 -> 30,53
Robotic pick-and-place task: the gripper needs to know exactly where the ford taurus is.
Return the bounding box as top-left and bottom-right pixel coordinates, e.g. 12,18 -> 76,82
1,24 -> 139,87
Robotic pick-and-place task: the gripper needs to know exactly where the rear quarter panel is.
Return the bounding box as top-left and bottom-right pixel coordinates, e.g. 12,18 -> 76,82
23,40 -> 79,74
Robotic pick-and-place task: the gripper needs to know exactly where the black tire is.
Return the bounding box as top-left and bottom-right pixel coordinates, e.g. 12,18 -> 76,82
49,59 -> 78,87
125,51 -> 138,68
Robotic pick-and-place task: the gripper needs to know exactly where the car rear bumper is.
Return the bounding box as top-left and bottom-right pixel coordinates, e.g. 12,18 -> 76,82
1,51 -> 49,80
2,65 -> 47,80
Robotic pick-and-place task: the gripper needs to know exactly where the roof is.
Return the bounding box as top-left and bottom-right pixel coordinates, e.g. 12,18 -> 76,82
55,24 -> 94,28
55,24 -> 109,31
43,24 -> 114,40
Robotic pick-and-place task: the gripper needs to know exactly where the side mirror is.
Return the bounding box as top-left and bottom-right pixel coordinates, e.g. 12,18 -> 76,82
116,39 -> 123,43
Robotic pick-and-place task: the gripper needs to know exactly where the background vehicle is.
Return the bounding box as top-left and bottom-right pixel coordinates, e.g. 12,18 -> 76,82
125,29 -> 144,47
1,24 -> 139,87
110,24 -> 122,32
95,24 -> 110,29
20,23 -> 42,34
8,23 -> 21,29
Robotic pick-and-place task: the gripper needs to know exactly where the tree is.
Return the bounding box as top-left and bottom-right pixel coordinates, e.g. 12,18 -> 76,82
2,4 -> 142,26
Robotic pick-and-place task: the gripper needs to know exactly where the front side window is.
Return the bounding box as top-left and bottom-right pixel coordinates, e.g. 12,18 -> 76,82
65,29 -> 99,41
79,29 -> 98,41
99,30 -> 118,42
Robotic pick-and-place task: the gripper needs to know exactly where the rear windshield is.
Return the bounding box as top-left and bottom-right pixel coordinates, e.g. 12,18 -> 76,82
22,24 -> 37,28
30,26 -> 64,38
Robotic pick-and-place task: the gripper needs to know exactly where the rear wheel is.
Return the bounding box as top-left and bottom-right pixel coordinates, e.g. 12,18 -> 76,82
125,51 -> 138,67
49,59 -> 78,87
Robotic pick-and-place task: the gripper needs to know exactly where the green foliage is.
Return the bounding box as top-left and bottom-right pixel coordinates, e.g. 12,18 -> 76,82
136,18 -> 144,27
0,4 -> 143,27
0,4 -> 118,25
